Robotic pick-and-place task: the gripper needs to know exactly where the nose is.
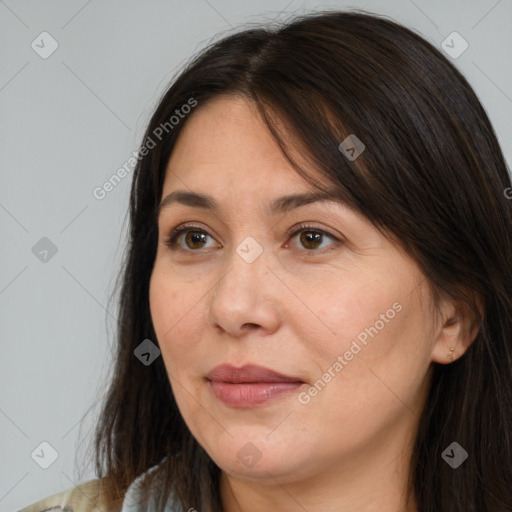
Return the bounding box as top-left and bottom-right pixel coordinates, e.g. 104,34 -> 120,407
206,237 -> 281,338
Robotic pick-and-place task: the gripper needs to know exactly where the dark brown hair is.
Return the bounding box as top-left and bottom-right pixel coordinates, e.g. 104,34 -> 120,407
82,9 -> 512,511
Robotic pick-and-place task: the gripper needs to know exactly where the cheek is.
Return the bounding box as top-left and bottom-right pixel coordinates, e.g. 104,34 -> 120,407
323,270 -> 430,364
313,296 -> 432,433
303,275 -> 431,399
149,267 -> 210,424
308,279 -> 401,357
149,266 -> 205,371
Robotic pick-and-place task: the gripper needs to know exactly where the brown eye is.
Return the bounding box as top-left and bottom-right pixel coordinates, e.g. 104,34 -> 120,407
164,225 -> 217,251
164,222 -> 341,254
298,230 -> 324,250
286,223 -> 340,252
182,230 -> 208,249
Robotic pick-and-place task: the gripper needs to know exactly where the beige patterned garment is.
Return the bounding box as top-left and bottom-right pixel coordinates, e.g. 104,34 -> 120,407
16,460 -> 180,512
16,479 -> 124,512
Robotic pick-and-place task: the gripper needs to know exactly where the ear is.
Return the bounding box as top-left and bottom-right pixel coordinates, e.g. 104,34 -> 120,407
430,292 -> 484,365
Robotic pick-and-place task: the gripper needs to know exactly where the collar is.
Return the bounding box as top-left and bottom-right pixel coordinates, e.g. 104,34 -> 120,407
120,457 -> 179,512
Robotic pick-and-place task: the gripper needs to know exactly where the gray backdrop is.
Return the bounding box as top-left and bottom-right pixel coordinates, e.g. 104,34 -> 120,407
1,0 -> 511,510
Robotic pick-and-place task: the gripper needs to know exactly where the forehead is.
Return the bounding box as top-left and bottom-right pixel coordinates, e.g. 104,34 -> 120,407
161,94 -> 325,196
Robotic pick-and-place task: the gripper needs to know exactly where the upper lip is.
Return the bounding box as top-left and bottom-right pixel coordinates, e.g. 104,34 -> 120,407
206,364 -> 303,383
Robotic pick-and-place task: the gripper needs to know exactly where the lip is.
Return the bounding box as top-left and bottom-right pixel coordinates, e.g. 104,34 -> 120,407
207,363 -> 302,383
206,364 -> 305,408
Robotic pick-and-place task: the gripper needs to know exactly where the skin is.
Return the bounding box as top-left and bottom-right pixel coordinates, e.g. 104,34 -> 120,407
149,94 -> 480,512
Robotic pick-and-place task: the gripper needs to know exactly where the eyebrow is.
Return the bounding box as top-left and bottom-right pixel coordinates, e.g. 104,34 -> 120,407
157,190 -> 345,218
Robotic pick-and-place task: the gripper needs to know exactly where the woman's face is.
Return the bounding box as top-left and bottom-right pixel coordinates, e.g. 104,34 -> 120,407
149,95 -> 449,491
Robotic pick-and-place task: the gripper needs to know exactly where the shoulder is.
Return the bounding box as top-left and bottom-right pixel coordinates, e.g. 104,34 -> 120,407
16,479 -> 121,512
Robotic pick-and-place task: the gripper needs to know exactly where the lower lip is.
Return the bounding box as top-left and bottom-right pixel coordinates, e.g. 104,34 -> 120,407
208,380 -> 303,408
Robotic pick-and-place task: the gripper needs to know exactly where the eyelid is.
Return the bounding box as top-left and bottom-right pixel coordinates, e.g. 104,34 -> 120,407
284,222 -> 340,243
163,221 -> 343,252
164,222 -> 220,250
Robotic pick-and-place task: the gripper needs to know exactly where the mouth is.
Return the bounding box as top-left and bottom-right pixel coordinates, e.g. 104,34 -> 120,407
206,364 -> 305,408
206,363 -> 304,383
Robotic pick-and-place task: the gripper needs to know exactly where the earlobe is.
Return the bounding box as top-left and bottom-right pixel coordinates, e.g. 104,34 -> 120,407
431,312 -> 463,365
431,297 -> 483,365
447,345 -> 456,362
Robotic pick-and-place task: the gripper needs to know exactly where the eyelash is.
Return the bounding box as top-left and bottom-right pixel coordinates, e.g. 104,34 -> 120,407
163,222 -> 341,254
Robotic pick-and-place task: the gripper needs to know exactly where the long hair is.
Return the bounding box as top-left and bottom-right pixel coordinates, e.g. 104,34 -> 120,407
84,9 -> 512,511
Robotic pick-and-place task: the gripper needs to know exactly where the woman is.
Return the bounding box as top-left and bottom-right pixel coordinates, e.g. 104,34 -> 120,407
19,9 -> 512,512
